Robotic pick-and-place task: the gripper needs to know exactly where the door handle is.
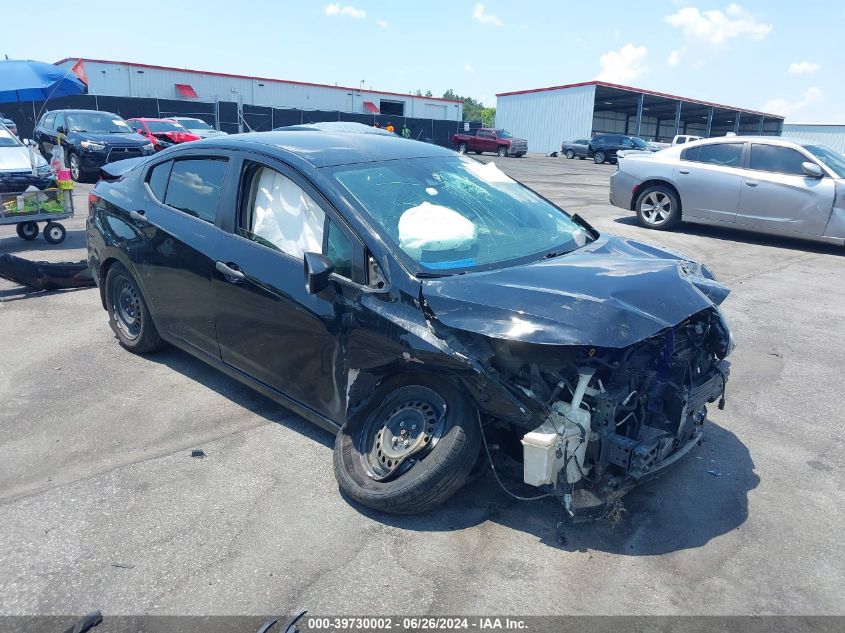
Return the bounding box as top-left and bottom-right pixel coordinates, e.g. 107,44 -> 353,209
216,261 -> 245,283
745,180 -> 759,187
129,209 -> 148,224
678,168 -> 690,174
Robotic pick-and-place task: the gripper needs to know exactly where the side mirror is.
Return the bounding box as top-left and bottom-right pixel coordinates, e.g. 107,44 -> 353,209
56,126 -> 66,135
801,162 -> 823,179
304,252 -> 334,294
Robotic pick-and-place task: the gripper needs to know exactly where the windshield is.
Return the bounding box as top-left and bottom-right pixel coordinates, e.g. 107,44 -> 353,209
331,156 -> 591,274
67,113 -> 133,134
147,120 -> 186,133
0,124 -> 21,147
631,137 -> 649,149
180,118 -> 213,130
803,144 -> 845,178
496,130 -> 513,139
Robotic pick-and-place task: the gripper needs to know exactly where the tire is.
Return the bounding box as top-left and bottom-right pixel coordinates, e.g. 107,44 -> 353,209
68,152 -> 82,182
497,146 -> 507,158
578,156 -> 585,160
474,150 -> 482,155
105,263 -> 163,354
565,149 -> 575,159
457,142 -> 468,154
333,375 -> 482,515
43,221 -> 66,244
635,184 -> 681,230
16,221 -> 39,241
594,151 -> 606,164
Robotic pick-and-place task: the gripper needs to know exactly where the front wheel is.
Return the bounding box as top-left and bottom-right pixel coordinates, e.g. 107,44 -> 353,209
497,146 -> 507,158
16,221 -> 39,241
333,376 -> 482,515
635,185 -> 681,230
68,152 -> 82,182
565,149 -> 575,159
105,263 -> 163,354
594,151 -> 606,164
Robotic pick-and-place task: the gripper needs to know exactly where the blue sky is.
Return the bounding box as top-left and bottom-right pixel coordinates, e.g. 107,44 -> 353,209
1,1 -> 842,121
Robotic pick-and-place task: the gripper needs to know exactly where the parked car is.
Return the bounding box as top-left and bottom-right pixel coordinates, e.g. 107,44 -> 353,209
561,139 -> 591,159
0,121 -> 54,194
168,116 -> 228,138
673,134 -> 703,145
34,110 -> 154,182
609,136 -> 845,245
87,130 -> 733,519
128,118 -> 201,151
589,134 -> 651,164
451,128 -> 527,157
0,114 -> 18,137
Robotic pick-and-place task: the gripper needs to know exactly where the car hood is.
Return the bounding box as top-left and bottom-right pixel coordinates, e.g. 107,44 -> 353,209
0,145 -> 47,171
190,129 -> 226,138
421,235 -> 730,348
72,132 -> 148,146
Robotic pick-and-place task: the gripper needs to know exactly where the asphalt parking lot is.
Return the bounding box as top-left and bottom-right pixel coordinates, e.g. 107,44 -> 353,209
1,153 -> 843,617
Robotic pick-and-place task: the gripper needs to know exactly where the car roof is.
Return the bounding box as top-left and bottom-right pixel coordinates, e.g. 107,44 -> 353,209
194,130 -> 456,168
46,109 -> 114,115
683,135 -> 814,150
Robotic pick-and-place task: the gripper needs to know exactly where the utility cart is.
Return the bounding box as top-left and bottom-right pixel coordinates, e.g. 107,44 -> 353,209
0,185 -> 74,244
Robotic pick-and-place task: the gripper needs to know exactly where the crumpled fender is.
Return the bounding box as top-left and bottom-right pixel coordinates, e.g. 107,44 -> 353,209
0,254 -> 93,291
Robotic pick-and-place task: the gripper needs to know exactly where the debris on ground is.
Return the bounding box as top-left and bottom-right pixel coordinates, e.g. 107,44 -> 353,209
0,253 -> 94,291
604,498 -> 627,524
708,469 -> 722,477
190,449 -> 206,459
110,563 -> 134,569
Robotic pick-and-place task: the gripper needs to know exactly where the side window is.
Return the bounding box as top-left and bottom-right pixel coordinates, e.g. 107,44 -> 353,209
676,137 -> 687,145
326,220 -> 353,279
163,158 -> 228,223
146,160 -> 172,201
695,143 -> 743,167
239,165 -> 326,259
42,113 -> 56,129
750,144 -> 809,176
54,113 -> 66,133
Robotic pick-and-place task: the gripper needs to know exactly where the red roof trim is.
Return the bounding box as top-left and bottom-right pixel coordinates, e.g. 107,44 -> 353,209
54,58 -> 464,104
175,83 -> 198,98
495,80 -> 783,119
363,101 -> 380,113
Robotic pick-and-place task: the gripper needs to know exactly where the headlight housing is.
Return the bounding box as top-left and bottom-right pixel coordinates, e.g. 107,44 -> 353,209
710,306 -> 736,359
80,140 -> 105,152
36,163 -> 54,177
142,143 -> 155,154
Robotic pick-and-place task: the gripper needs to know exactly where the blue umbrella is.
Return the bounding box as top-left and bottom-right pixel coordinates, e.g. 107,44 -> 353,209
0,59 -> 87,104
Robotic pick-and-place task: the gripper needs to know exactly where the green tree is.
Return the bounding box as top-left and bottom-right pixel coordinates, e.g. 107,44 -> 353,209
442,89 -> 496,126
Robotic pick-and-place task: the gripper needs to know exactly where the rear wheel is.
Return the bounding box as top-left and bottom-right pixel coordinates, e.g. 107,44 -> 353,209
105,263 -> 163,353
497,146 -> 507,158
635,185 -> 681,230
333,375 -> 481,515
565,149 -> 575,159
457,142 -> 468,154
43,222 -> 66,244
474,150 -> 482,155
16,221 -> 39,241
594,151 -> 606,164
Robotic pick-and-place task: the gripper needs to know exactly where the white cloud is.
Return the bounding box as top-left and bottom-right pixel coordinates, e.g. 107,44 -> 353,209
464,64 -> 475,73
788,61 -> 820,74
664,3 -> 771,65
377,19 -> 389,28
472,4 -> 502,27
596,44 -> 648,83
760,86 -> 824,116
324,3 -> 366,18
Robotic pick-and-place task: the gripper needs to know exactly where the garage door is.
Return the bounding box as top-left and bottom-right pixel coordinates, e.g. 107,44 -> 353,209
424,104 -> 447,119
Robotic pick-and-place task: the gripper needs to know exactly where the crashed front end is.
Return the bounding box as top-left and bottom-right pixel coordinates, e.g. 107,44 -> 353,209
484,306 -> 732,519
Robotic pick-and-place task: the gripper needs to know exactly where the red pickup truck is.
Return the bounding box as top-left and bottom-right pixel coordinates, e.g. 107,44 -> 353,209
451,128 -> 528,157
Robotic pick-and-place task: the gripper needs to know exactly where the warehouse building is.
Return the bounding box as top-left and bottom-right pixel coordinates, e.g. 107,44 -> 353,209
495,81 -> 785,154
782,123 -> 845,154
53,58 -> 463,121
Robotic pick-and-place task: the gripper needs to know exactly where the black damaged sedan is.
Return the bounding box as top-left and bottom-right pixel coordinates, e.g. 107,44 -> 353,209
87,130 -> 733,519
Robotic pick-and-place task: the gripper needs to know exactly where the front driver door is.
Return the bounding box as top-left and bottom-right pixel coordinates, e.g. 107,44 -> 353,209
736,143 -> 834,237
212,156 -> 363,423
673,142 -> 745,223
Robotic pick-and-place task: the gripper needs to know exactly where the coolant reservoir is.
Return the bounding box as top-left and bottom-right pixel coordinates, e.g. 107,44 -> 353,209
550,402 -> 592,484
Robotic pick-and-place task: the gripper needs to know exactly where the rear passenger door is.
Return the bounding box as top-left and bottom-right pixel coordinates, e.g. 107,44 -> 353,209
674,142 -> 745,223
212,155 -> 365,423
131,153 -> 230,359
736,143 -> 834,236
477,130 -> 496,153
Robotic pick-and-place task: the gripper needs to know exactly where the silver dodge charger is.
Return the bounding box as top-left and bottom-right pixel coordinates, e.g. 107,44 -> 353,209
609,135 -> 845,245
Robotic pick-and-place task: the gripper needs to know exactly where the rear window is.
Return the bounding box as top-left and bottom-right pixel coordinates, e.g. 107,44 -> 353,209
162,158 -> 228,223
682,143 -> 743,167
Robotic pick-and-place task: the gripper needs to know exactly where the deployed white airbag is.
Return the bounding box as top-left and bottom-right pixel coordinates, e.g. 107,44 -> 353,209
398,202 -> 476,258
252,168 -> 325,257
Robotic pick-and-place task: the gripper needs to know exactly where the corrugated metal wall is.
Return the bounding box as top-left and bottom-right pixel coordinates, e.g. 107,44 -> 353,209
495,85 -> 596,154
782,124 -> 845,154
55,60 -> 462,121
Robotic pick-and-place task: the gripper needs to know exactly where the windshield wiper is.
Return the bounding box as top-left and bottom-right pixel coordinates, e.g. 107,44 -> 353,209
544,248 -> 570,259
416,271 -> 452,278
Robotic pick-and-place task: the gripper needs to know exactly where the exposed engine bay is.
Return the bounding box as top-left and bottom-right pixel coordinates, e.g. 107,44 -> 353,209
484,307 -> 733,519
